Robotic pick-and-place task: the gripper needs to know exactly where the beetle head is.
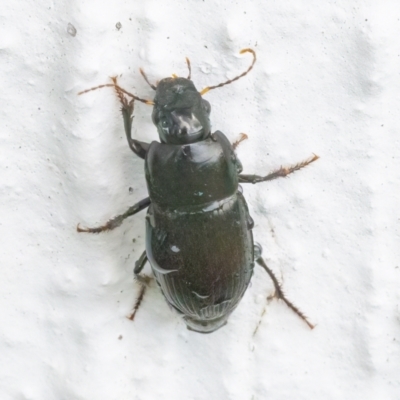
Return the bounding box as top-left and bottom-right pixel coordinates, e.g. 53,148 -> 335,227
151,77 -> 211,145
79,49 -> 255,146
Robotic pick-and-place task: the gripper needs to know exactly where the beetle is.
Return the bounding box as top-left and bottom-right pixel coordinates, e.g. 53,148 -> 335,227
77,49 -> 318,333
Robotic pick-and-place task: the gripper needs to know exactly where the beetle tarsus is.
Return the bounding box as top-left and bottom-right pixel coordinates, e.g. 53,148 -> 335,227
239,154 -> 319,184
256,255 -> 315,329
128,283 -> 147,321
232,133 -> 248,150
76,218 -> 123,233
129,251 -> 151,321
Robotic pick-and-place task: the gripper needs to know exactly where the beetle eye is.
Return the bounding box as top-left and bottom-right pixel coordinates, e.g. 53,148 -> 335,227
202,100 -> 211,114
161,118 -> 168,128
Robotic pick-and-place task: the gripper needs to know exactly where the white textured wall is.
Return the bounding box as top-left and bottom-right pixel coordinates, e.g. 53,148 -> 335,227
1,1 -> 400,399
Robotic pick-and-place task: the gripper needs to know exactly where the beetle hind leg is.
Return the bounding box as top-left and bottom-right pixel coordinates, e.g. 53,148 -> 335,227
254,244 -> 314,329
127,284 -> 147,321
134,250 -> 150,281
128,250 -> 151,321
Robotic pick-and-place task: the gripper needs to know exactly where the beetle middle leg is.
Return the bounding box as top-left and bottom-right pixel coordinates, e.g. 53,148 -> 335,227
232,133 -> 248,150
77,197 -> 151,233
254,244 -> 314,329
239,154 -> 319,184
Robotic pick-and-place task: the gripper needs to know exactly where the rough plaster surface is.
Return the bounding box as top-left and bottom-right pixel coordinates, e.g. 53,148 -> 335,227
1,1 -> 400,399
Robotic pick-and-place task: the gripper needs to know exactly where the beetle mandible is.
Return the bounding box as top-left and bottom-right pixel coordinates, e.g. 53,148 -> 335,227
78,49 -> 318,333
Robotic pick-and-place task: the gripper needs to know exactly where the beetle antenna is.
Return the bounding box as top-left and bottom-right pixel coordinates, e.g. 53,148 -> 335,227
200,48 -> 256,95
110,81 -> 155,105
78,83 -> 116,95
186,57 -> 192,80
139,68 -> 157,90
78,77 -> 154,105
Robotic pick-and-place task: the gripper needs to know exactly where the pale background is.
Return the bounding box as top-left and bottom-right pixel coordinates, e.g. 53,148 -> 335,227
1,1 -> 400,399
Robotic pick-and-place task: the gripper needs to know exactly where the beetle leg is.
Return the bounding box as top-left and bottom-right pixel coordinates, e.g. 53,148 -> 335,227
134,250 -> 148,275
232,133 -> 248,150
239,154 -> 319,184
77,197 -> 151,233
127,284 -> 146,321
128,250 -> 151,321
133,251 -> 152,285
109,77 -> 150,160
116,88 -> 150,160
255,250 -> 315,329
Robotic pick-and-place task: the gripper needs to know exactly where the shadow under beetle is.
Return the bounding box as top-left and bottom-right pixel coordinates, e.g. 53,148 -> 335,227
78,49 -> 318,333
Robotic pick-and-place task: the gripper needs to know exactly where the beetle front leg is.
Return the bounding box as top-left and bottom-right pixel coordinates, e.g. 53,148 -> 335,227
112,78 -> 150,160
254,244 -> 314,329
77,197 -> 151,233
239,154 -> 319,184
120,98 -> 150,159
